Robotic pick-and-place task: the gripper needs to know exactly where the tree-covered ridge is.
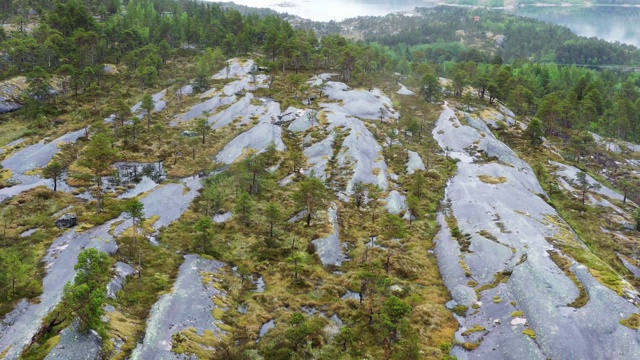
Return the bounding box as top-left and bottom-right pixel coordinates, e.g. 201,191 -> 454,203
311,6 -> 640,66
431,59 -> 640,142
0,0 -> 351,81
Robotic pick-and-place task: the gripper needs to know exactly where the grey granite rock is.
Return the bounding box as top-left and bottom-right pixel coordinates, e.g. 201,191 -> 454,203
432,104 -> 640,359
45,321 -> 101,360
303,132 -> 335,180
106,262 -> 137,299
215,102 -> 286,164
312,205 -> 347,267
55,213 -> 78,229
406,150 -> 425,175
130,255 -> 226,359
326,112 -> 388,193
0,220 -> 119,359
384,190 -> 407,215
397,84 -> 415,95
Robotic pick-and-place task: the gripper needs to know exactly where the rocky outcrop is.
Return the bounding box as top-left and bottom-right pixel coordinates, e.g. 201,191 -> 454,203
0,221 -> 119,359
106,262 -> 137,299
55,213 -> 78,229
130,255 -> 227,359
0,76 -> 28,114
0,174 -> 203,359
433,104 -> 640,360
384,190 -> 407,215
406,150 -> 425,175
321,81 -> 399,121
312,204 -> 347,267
44,321 -> 101,360
215,101 -> 286,164
326,112 -> 389,193
0,129 -> 86,202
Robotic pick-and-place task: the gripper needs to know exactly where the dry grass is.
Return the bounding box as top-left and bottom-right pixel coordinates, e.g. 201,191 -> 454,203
522,328 -> 536,339
0,119 -> 29,147
478,174 -> 507,184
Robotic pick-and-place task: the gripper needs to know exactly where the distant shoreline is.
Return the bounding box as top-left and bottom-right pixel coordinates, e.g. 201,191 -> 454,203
436,2 -> 640,11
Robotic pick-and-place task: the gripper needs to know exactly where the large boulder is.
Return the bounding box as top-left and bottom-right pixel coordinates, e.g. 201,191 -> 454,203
180,130 -> 198,137
55,213 -> 78,229
106,262 -> 137,299
102,64 -> 118,75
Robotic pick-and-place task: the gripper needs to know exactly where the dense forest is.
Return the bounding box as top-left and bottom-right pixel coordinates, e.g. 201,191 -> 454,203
2,1 -> 640,359
315,6 -> 640,66
301,6 -> 640,143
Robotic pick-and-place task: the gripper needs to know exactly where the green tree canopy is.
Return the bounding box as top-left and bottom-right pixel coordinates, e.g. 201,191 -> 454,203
293,175 -> 331,226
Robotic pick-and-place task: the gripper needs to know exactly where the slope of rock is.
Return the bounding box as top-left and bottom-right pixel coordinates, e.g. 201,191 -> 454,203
114,176 -> 202,235
406,150 -> 425,175
44,321 -> 102,360
321,81 -> 399,121
433,104 -> 640,359
131,89 -> 167,118
326,112 -> 388,193
0,221 -> 118,359
312,204 -> 347,267
0,129 -> 86,201
215,100 -> 286,164
130,255 -> 226,359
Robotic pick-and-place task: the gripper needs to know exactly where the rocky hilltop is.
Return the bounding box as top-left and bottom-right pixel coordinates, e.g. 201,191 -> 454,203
1,57 -> 640,359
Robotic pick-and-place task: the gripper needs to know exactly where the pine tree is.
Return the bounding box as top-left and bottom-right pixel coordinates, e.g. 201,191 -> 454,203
79,132 -> 118,211
124,198 -> 145,245
524,118 -> 544,146
574,171 -> 601,205
43,161 -> 64,192
194,217 -> 213,253
293,175 -> 331,226
235,192 -> 255,226
140,93 -> 154,130
62,249 -> 111,335
265,202 -> 282,239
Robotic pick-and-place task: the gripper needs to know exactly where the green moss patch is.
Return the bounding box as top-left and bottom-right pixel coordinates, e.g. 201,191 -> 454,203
620,314 -> 640,330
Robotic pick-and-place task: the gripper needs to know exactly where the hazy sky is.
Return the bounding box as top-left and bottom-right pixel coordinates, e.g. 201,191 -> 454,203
212,0 -> 429,22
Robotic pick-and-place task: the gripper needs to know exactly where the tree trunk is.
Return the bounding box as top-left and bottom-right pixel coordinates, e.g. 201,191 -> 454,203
96,174 -> 102,212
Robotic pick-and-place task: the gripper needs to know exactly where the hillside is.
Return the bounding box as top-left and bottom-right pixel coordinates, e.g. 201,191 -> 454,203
2,1 -> 640,360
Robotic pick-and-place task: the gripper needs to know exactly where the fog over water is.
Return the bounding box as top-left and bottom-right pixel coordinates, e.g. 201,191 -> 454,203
511,6 -> 640,48
216,0 -> 433,22
215,1 -> 640,47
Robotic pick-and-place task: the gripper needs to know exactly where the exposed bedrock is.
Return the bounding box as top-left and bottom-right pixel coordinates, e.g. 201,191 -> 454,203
433,104 -> 640,359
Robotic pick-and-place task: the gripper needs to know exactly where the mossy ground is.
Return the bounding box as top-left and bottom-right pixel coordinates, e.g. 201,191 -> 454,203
143,71 -> 459,358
